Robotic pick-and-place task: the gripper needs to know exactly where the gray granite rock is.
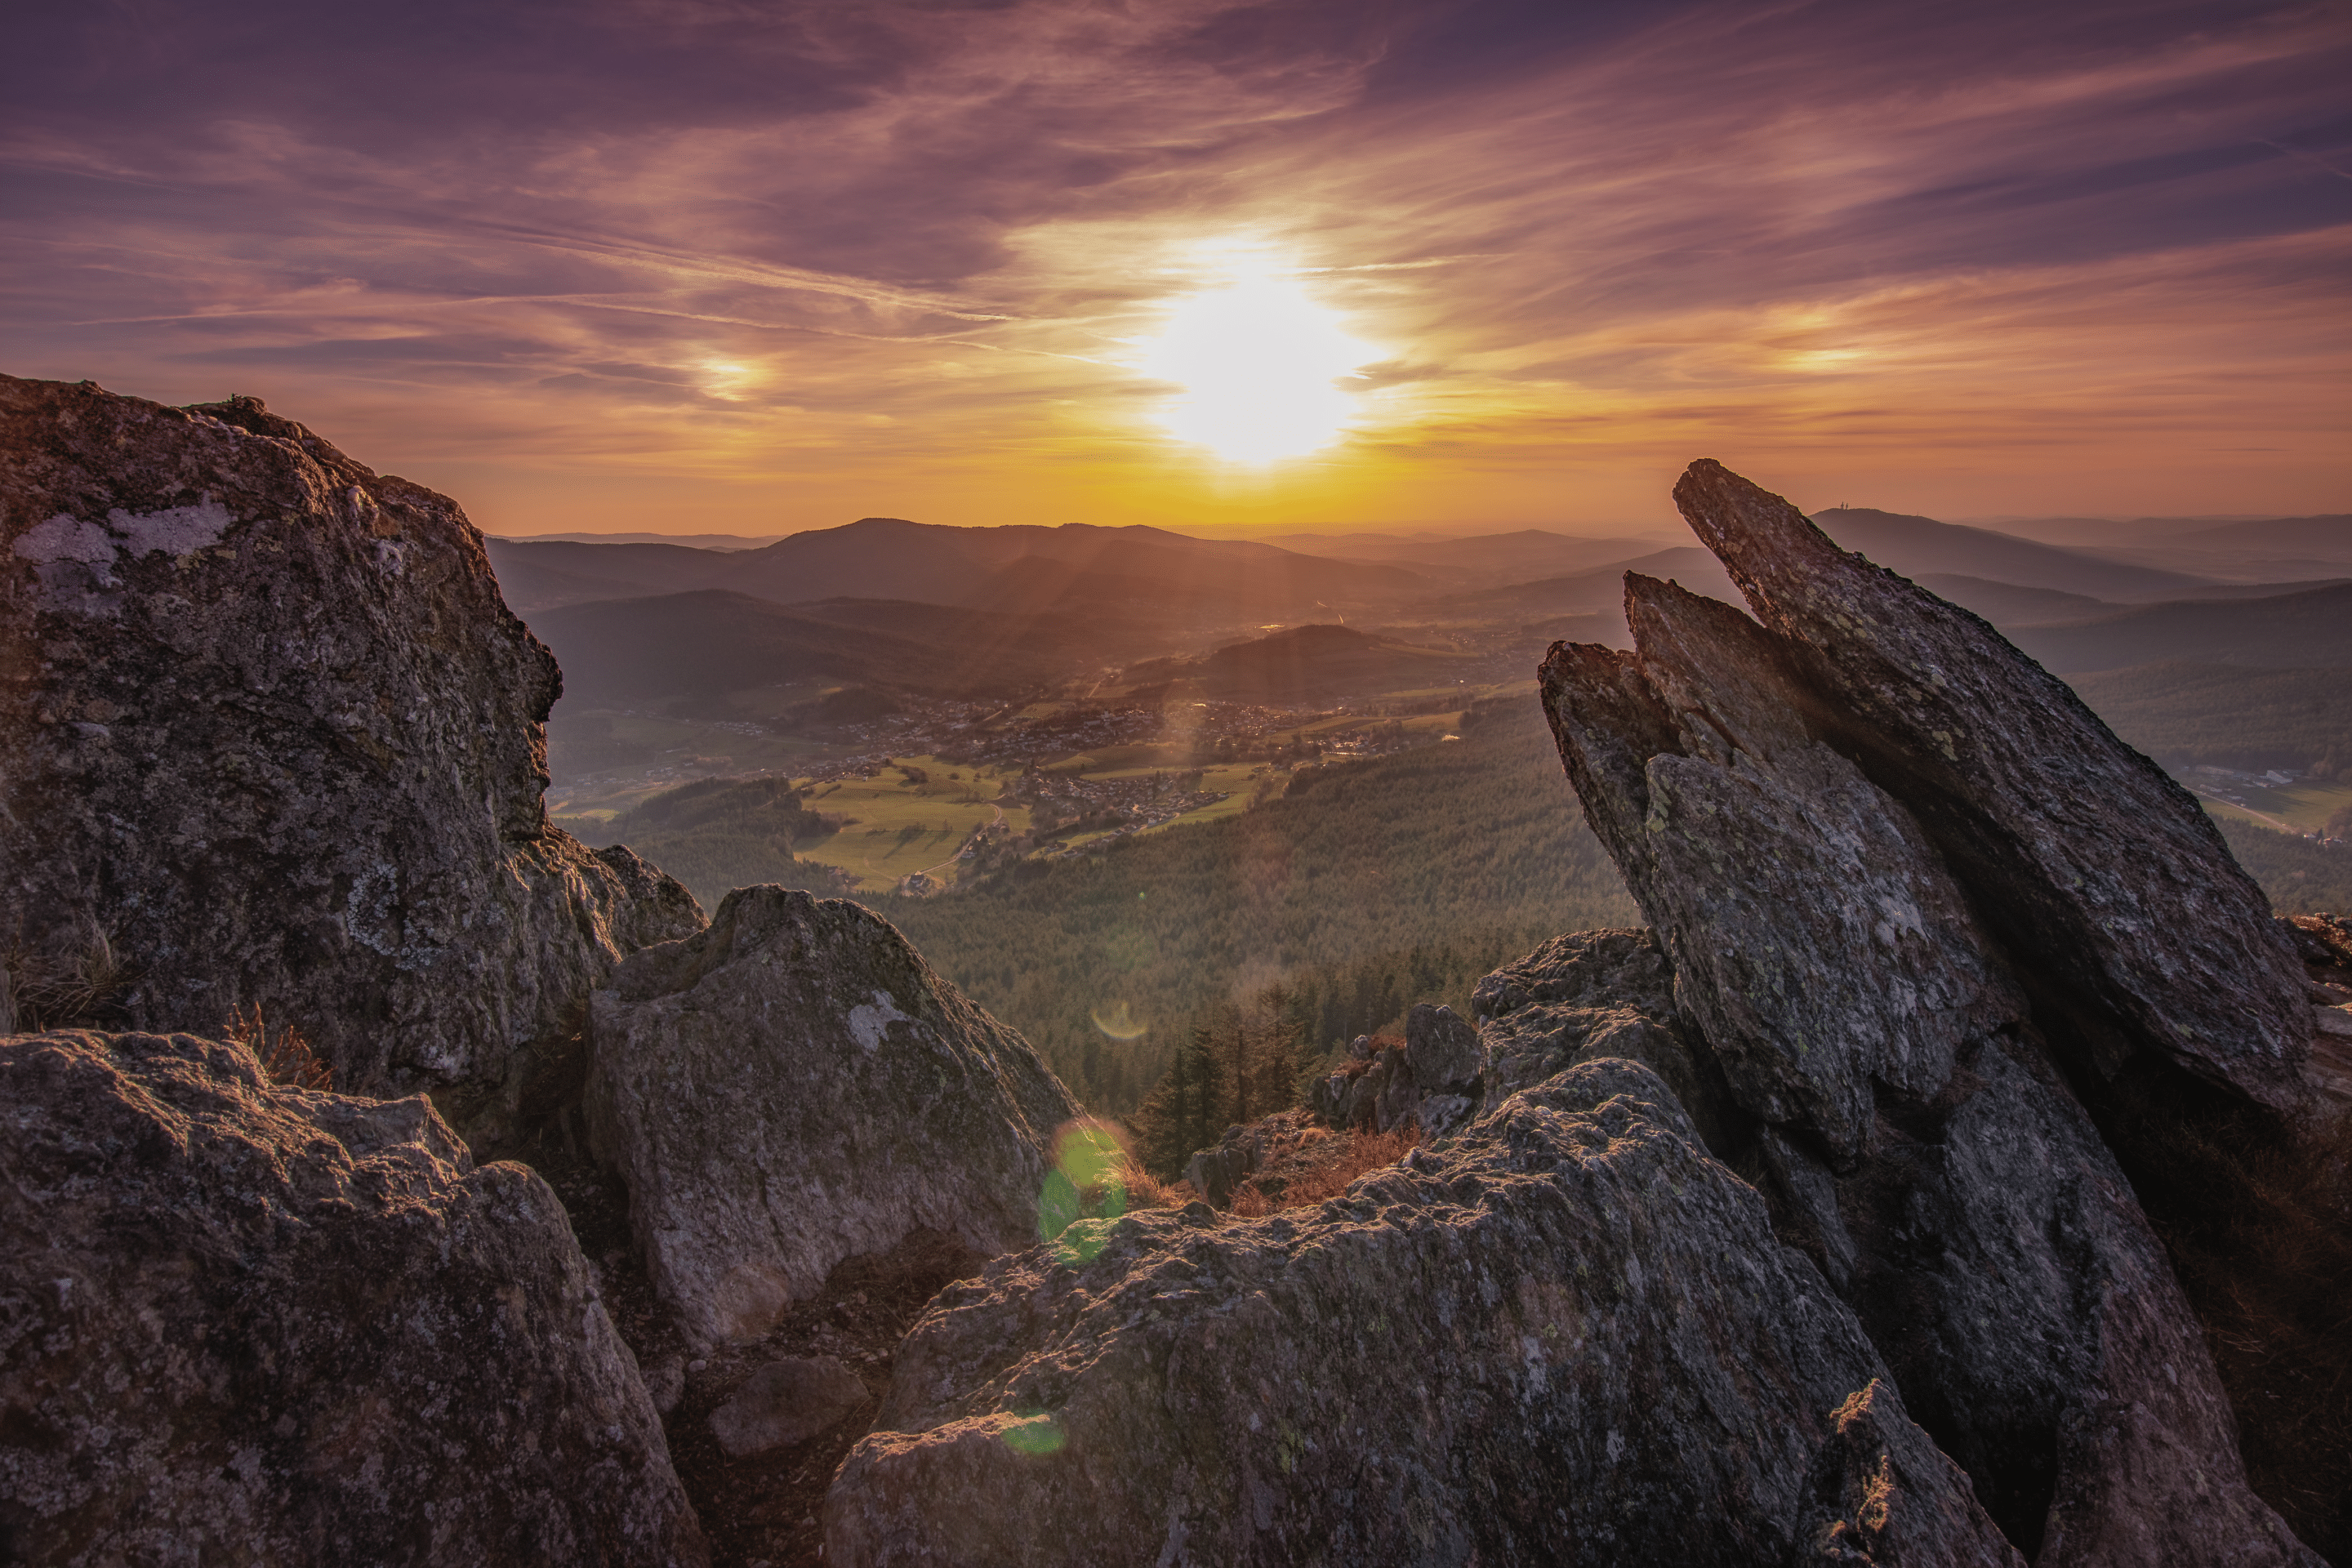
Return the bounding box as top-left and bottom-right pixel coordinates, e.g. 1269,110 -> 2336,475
1671,457 -> 2312,1116
0,1029 -> 706,1566
0,376 -> 704,1132
1538,540 -> 2319,1563
824,1059 -> 2020,1567
586,884 -> 1080,1345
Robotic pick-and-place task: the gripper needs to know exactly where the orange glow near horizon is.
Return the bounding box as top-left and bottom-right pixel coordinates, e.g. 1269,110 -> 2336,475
7,2 -> 2344,538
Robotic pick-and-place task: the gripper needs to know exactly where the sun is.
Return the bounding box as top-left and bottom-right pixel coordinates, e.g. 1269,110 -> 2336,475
1139,268 -> 1376,463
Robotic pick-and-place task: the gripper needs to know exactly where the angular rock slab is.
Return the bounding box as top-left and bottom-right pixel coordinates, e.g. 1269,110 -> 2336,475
0,377 -> 704,1111
1671,457 -> 2310,1113
0,1030 -> 706,1566
825,1060 -> 2020,1567
1543,578 -> 2025,1166
586,885 -> 1080,1344
1539,573 -> 2318,1561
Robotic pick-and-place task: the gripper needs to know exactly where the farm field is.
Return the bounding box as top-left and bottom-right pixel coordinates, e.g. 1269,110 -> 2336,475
2180,774 -> 2352,835
786,757 -> 1031,892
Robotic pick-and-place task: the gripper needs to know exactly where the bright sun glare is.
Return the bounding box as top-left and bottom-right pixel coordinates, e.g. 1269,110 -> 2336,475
1140,268 -> 1375,464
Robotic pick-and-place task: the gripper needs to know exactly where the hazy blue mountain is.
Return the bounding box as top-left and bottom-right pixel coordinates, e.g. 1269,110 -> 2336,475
2002,581 -> 2352,673
489,518 -> 1434,623
527,589 -> 1069,706
1913,575 -> 2116,625
1396,547 -> 1741,627
484,537 -> 737,611
2065,662 -> 2352,771
1121,622 -> 1477,702
1809,507 -> 2212,600
1267,528 -> 1682,584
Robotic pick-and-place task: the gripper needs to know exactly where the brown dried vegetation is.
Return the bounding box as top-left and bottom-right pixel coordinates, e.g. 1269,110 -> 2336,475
225,1003 -> 332,1091
0,920 -> 134,1033
1227,1123 -> 1421,1216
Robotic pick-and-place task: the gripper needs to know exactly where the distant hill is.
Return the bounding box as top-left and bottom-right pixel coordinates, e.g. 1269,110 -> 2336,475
527,589 -> 1069,706
1268,528 -> 1681,585
1809,508 -> 2212,600
490,555 -> 659,613
493,531 -> 785,549
485,537 -> 742,612
786,596 -> 1174,667
2069,515 -> 2352,584
2002,581 -> 2352,673
1122,623 -> 1477,702
488,518 -> 1433,624
2065,662 -> 2352,772
1913,575 -> 2116,625
1397,547 -> 1741,628
2159,515 -> 2352,559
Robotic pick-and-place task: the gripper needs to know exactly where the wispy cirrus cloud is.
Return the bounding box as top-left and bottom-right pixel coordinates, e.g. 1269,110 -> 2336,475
2,0 -> 2345,532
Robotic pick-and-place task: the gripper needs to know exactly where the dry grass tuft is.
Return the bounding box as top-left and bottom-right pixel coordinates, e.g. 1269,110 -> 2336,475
226,1003 -> 333,1091
1227,1123 -> 1421,1216
1116,1161 -> 1185,1211
1,920 -> 134,1033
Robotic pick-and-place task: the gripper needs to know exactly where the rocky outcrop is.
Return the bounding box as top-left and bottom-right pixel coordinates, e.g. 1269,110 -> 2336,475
1669,459 -> 2311,1115
826,1059 -> 2020,1567
0,376 -> 704,1128
1304,1003 -> 1485,1139
1468,927 -> 1732,1142
0,1029 -> 705,1566
586,885 -> 1080,1345
1535,495 -> 2319,1561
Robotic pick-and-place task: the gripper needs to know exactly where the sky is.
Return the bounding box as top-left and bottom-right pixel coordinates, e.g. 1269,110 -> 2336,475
5,0 -> 2348,539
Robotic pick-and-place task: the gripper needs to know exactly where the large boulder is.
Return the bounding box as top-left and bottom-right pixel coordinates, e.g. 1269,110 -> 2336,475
586,885 -> 1081,1345
1668,458 -> 2312,1115
824,1059 -> 2021,1566
0,1029 -> 705,1566
1539,538 -> 2318,1560
0,376 -> 704,1129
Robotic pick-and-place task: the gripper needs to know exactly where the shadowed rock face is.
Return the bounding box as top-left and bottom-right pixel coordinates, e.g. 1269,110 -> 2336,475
1668,458 -> 2310,1114
1547,579 -> 2023,1169
586,885 -> 1081,1346
826,1060 -> 2020,1568
0,1030 -> 706,1566
0,376 -> 704,1125
1537,507 -> 2319,1561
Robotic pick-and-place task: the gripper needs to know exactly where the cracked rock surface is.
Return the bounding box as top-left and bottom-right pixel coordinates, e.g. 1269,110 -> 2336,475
1535,481 -> 2319,1564
1668,458 -> 2312,1116
826,1059 -> 2020,1567
0,1029 -> 705,1566
586,885 -> 1080,1346
0,376 -> 703,1129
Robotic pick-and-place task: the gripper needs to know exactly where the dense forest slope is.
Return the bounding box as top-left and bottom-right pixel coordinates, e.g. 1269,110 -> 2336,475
882,699 -> 1634,1108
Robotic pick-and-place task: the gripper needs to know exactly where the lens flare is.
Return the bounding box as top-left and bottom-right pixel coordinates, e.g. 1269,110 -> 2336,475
1090,1000 -> 1148,1039
999,1411 -> 1066,1456
1140,270 -> 1375,463
1037,1120 -> 1133,1263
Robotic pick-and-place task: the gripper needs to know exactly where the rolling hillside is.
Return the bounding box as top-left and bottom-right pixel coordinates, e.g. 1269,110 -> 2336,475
1120,623 -> 1479,702
488,517 -> 1437,622
1396,547 -> 1741,628
2003,581 -> 2352,673
1809,507 -> 2212,600
527,589 -> 1070,706
2064,663 -> 2352,771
